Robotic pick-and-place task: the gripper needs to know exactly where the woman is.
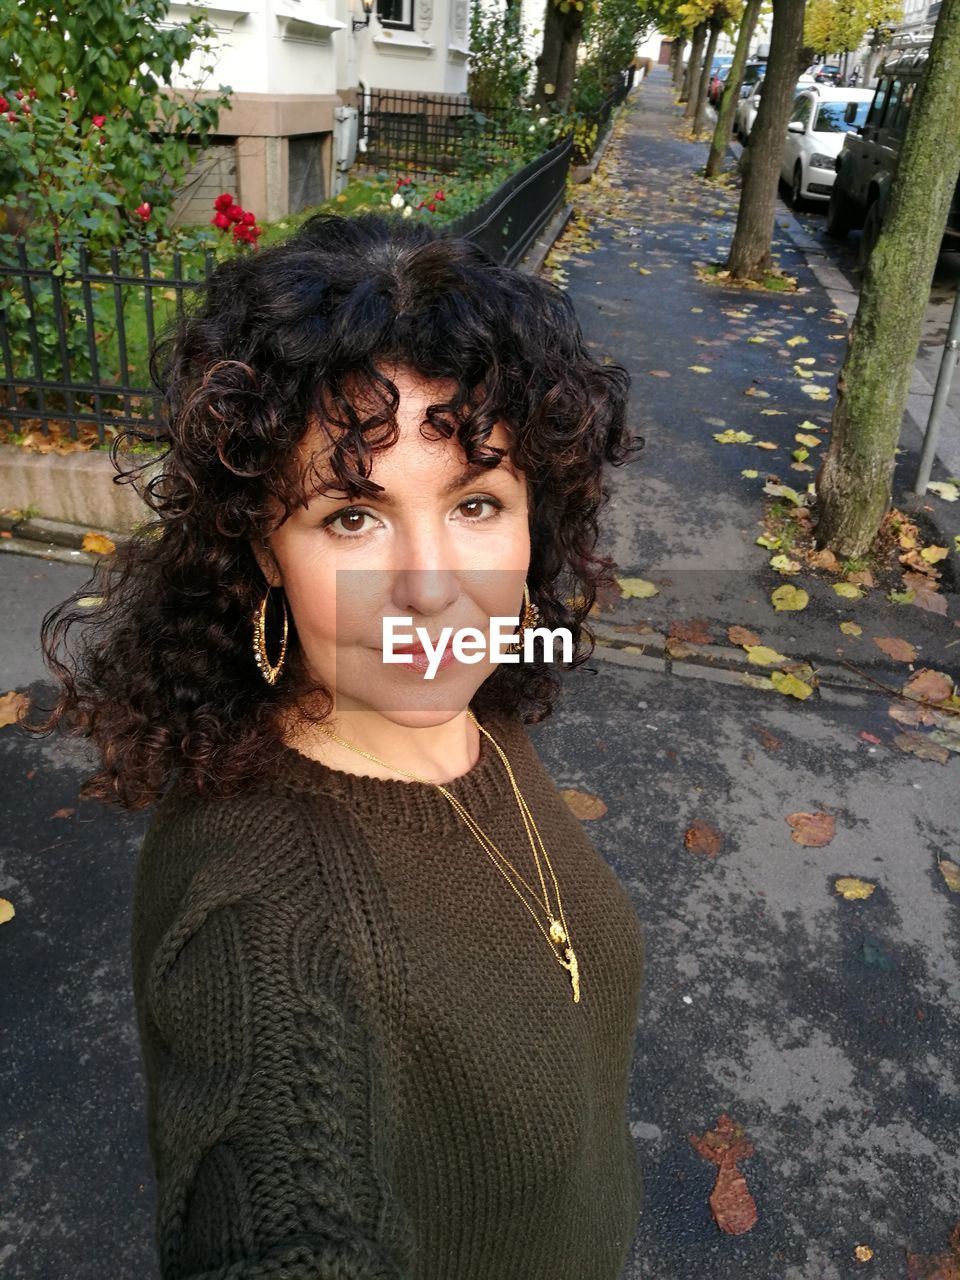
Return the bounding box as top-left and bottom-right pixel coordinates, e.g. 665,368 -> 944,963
35,213 -> 646,1279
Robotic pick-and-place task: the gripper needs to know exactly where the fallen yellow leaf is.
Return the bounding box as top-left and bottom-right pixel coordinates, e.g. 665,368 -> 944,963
771,670 -> 813,699
833,582 -> 864,599
82,531 -> 116,556
617,577 -> 660,600
786,336 -> 808,347
835,877 -> 876,900
0,690 -> 29,728
920,545 -> 949,564
938,859 -> 960,893
839,621 -> 862,636
771,585 -> 809,612
0,898 -> 14,925
689,365 -> 712,374
745,644 -> 788,666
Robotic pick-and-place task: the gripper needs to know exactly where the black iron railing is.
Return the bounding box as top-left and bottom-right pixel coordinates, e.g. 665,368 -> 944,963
446,133 -> 573,267
0,242 -> 215,442
0,132 -> 577,442
572,66 -> 635,165
357,88 -> 529,179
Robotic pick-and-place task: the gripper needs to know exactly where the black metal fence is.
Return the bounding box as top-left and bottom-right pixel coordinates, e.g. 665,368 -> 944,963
0,242 -> 215,443
572,66 -> 635,166
357,88 -> 530,179
446,133 -> 573,267
0,107 -> 584,442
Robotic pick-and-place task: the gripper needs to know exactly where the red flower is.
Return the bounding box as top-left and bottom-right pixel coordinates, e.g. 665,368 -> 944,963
242,210 -> 256,225
28,88 -> 37,100
5,112 -> 16,123
434,190 -> 445,201
427,201 -> 437,212
0,96 -> 8,113
211,212 -> 231,230
227,204 -> 244,222
135,202 -> 151,221
92,114 -> 106,128
13,89 -> 24,101
213,192 -> 234,212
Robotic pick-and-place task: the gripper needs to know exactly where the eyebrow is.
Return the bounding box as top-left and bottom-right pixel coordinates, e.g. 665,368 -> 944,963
313,457 -> 521,506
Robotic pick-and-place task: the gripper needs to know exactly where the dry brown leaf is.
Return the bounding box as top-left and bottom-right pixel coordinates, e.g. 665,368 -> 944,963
846,569 -> 875,588
903,570 -> 940,593
889,701 -> 939,728
689,1114 -> 758,1236
670,618 -> 713,645
560,789 -> 608,820
911,590 -> 949,617
787,811 -> 836,847
684,820 -> 722,858
0,690 -> 29,728
904,669 -> 953,705
938,860 -> 960,894
52,807 -> 75,819
874,636 -> 918,663
751,724 -> 782,752
666,637 -> 695,659
809,547 -> 841,572
893,732 -> 951,765
906,1220 -> 960,1279
728,625 -> 760,647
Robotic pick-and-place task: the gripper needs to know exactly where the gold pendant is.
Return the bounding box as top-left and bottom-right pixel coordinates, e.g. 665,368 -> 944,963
549,918 -> 567,944
561,946 -> 580,1003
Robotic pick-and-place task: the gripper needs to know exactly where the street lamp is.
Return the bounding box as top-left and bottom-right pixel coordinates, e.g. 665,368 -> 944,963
352,0 -> 375,31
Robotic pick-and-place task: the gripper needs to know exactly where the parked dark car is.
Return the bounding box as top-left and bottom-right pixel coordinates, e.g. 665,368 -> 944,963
827,41 -> 960,268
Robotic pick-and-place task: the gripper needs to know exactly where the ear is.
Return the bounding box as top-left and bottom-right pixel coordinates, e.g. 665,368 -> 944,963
250,539 -> 283,589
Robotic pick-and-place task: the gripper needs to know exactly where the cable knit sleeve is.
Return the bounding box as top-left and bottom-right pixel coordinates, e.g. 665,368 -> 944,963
134,801 -> 415,1280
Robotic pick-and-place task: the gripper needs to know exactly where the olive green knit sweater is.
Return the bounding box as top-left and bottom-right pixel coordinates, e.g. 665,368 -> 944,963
131,709 -> 646,1280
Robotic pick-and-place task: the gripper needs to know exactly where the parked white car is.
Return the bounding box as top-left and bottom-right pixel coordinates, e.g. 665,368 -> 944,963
735,74 -> 816,141
780,86 -> 874,206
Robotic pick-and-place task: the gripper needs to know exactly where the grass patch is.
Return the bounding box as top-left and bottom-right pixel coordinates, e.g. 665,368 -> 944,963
695,261 -> 799,292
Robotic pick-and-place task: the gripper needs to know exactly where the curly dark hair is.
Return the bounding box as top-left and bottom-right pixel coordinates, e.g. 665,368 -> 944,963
26,213 -> 642,809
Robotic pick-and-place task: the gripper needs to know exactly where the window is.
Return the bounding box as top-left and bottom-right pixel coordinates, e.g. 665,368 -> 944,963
880,78 -> 902,127
889,80 -> 917,138
814,100 -> 870,134
790,95 -> 813,126
377,0 -> 413,28
865,79 -> 890,127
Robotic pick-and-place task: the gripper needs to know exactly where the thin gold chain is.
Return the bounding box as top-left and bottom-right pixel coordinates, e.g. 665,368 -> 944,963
315,708 -> 581,1002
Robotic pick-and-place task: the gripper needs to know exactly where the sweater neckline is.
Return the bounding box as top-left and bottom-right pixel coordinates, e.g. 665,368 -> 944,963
269,707 -> 526,836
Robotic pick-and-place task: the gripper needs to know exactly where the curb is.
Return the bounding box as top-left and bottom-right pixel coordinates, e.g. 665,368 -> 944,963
586,617 -> 960,697
519,202 -> 574,277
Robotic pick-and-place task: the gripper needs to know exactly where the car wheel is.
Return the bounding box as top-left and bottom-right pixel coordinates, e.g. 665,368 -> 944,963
790,163 -> 804,209
858,200 -> 882,271
825,183 -> 854,240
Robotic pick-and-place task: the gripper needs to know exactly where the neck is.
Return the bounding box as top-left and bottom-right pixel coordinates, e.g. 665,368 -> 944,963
285,703 -> 482,785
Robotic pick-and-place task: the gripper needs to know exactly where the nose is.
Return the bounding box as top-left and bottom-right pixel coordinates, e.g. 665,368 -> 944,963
389,523 -> 461,620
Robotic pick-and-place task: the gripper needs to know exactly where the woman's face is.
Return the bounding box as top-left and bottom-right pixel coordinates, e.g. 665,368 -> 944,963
253,366 -> 531,727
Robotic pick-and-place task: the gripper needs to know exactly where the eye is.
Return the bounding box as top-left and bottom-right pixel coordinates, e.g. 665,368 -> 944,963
458,496 -> 504,520
321,507 -> 378,538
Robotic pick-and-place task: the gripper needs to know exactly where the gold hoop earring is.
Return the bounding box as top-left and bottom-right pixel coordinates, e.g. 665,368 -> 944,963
252,587 -> 288,685
506,581 -> 541,656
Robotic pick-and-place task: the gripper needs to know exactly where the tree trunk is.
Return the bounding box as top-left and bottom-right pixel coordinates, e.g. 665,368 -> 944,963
681,22 -> 707,104
672,39 -> 687,91
726,0 -> 807,280
534,1 -> 583,109
815,0 -> 960,558
693,18 -> 722,135
706,0 -> 762,177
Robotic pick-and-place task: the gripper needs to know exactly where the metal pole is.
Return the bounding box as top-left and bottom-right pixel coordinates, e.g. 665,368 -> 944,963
914,282 -> 960,495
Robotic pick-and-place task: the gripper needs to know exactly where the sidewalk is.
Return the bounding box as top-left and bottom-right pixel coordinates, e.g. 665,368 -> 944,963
545,69 -> 959,686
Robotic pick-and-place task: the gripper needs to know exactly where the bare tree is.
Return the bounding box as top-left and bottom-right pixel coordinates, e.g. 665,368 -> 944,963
693,15 -> 723,134
680,20 -> 708,103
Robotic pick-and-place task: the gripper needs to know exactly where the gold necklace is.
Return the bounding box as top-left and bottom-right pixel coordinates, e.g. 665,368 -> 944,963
317,709 -> 581,1004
